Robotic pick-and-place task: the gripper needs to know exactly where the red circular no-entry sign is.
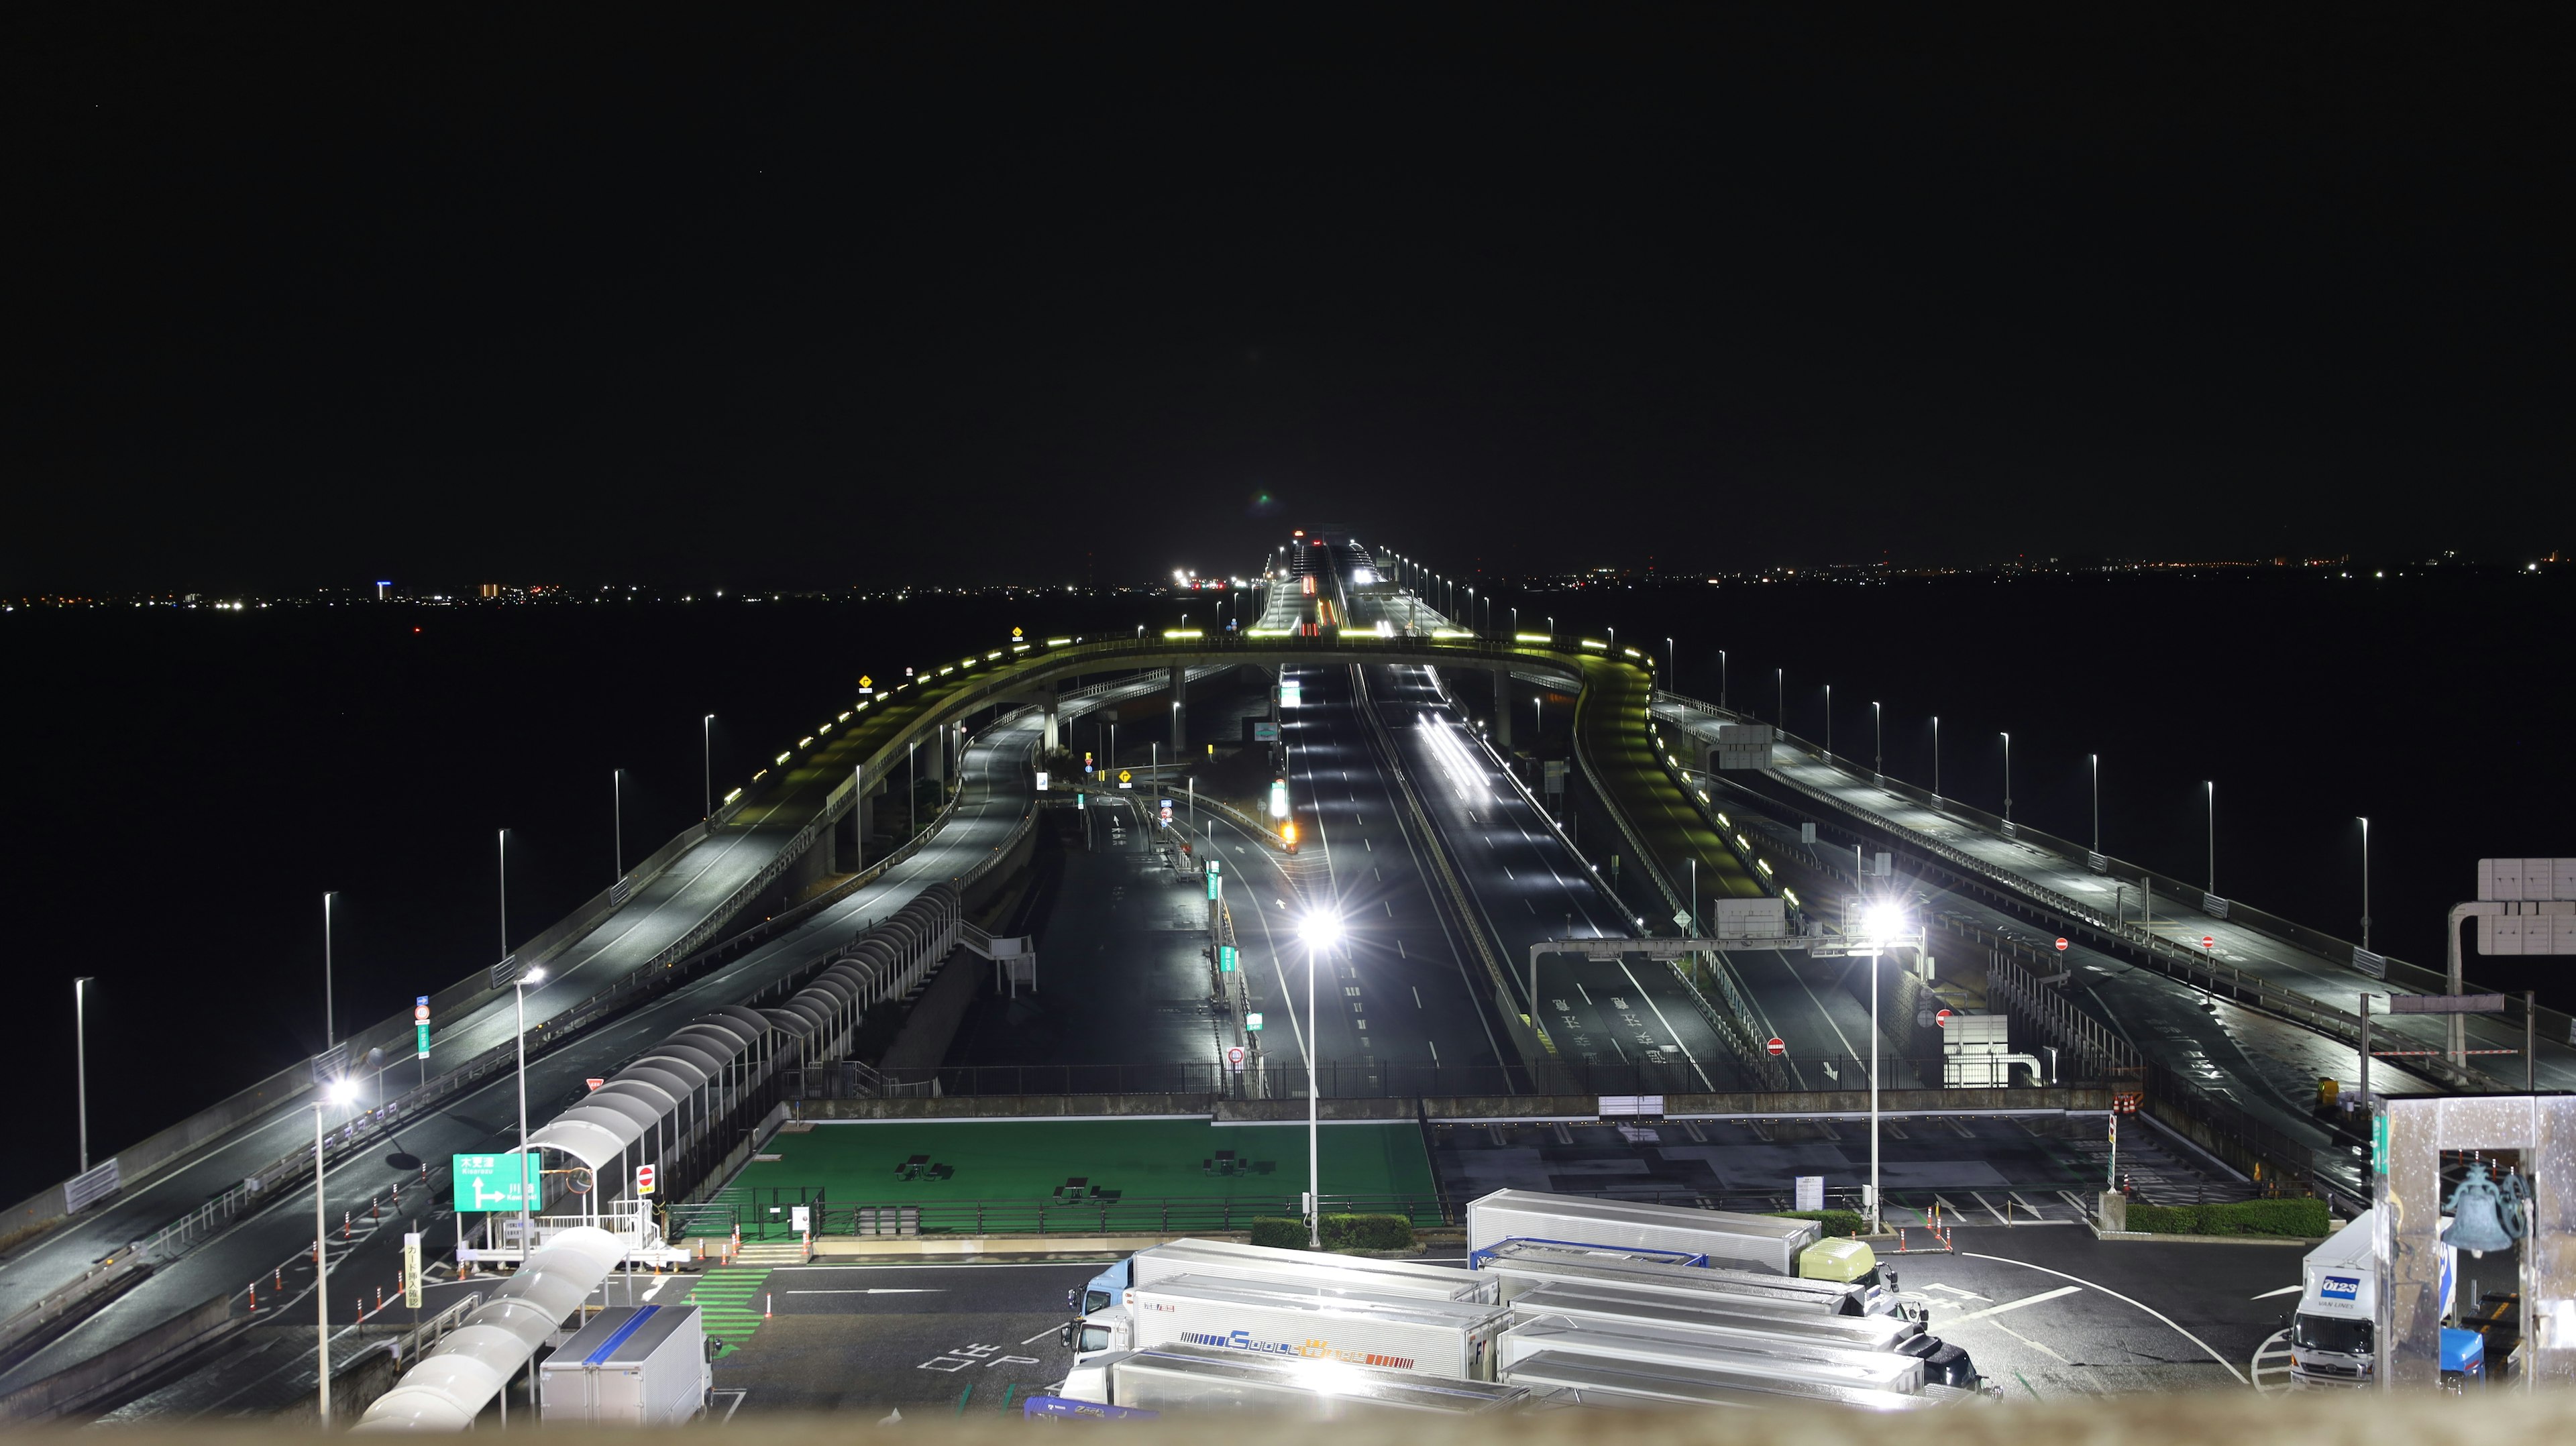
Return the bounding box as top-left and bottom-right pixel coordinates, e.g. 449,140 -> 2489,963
2054,937 -> 2069,952
1934,1008 -> 1953,1027
2202,934 -> 2216,950
1765,1037 -> 1786,1057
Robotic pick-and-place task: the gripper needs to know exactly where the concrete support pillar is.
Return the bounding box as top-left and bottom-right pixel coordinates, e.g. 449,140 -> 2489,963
857,772 -> 876,849
1042,680 -> 1060,752
924,723 -> 947,785
1493,667 -> 1512,749
1169,663 -> 1187,757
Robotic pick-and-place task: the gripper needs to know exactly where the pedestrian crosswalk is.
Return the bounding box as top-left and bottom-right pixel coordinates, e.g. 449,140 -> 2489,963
688,1268 -> 773,1358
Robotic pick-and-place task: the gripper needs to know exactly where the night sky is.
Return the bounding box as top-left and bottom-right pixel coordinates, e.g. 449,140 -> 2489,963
3,9 -> 2569,591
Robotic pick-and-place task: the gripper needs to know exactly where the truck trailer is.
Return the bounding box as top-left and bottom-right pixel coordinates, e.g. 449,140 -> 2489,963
1501,1318 -> 1927,1394
1105,1276 -> 1513,1380
1045,1343 -> 1530,1419
1466,1190 -> 1890,1311
1476,1239 -> 1880,1316
1503,1350 -> 1951,1413
1071,1237 -> 1497,1319
1505,1281 -> 1979,1388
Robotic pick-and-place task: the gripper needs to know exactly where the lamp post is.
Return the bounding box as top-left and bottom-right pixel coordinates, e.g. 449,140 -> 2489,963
1931,716 -> 1940,798
1823,684 -> 1832,761
314,1074 -> 360,1426
2000,733 -> 2012,824
2206,782 -> 2217,897
702,714 -> 716,821
1666,638 -> 1676,689
1717,649 -> 1727,711
2090,755 -> 2100,855
613,768 -> 626,879
513,966 -> 548,1267
2357,816 -> 2371,952
323,891 -> 337,1050
1860,903 -> 1904,1237
74,978 -> 95,1173
1872,702 -> 1882,780
1299,909 -> 1342,1248
1776,669 -> 1784,730
496,830 -> 511,960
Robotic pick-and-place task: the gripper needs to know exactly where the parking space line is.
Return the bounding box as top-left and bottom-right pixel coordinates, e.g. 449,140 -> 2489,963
1939,1284 -> 2080,1324
1960,1252 -> 2250,1386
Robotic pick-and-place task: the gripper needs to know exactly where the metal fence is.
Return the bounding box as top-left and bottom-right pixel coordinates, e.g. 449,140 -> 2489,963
794,1058 -> 2092,1101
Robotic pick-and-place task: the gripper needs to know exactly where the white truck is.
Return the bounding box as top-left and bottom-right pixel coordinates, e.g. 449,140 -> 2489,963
1071,1237 -> 1495,1319
2290,1207 -> 2455,1388
1063,1239 -> 1498,1363
1108,1276 -> 1512,1380
1467,1190 -> 1894,1313
1505,1280 -> 1980,1388
1501,1318 -> 1927,1395
1476,1239 -> 1880,1316
1043,1342 -> 1529,1419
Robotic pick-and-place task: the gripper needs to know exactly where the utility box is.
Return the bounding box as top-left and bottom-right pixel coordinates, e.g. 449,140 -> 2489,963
539,1304 -> 710,1426
1693,724 -> 1774,772
1711,897 -> 1786,940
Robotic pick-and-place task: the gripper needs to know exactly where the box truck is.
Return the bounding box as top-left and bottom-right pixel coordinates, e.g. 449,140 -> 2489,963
1503,1350 -> 1951,1413
1113,1276 -> 1512,1380
536,1304 -> 710,1426
2290,1207 -> 2456,1388
1070,1237 -> 1495,1319
1467,1190 -> 1890,1311
1505,1281 -> 1980,1388
1501,1318 -> 1926,1394
1044,1342 -> 1529,1419
1476,1239 -> 1878,1316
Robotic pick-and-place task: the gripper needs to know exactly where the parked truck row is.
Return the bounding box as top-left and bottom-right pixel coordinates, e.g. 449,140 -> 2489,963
1041,1189 -> 1989,1418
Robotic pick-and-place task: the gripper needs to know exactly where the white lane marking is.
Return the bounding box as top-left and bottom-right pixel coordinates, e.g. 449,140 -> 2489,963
1988,1318 -> 2070,1363
1618,960 -> 1715,1091
1022,1325 -> 1064,1345
1970,1192 -> 2010,1225
2251,1284 -> 2303,1299
786,1288 -> 946,1294
643,1274 -> 678,1301
1937,1284 -> 2080,1324
1959,1252 -> 2250,1386
1428,1040 -> 1440,1067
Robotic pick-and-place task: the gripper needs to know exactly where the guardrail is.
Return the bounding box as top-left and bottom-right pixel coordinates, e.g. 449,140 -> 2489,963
1568,673 -> 1786,1088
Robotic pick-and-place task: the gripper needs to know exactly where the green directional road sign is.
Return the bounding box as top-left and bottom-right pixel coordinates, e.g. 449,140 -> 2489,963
1219,944 -> 1238,972
415,1023 -> 431,1058
451,1152 -> 541,1212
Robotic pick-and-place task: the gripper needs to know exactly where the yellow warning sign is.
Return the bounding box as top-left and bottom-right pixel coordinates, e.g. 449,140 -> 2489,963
1118,770 -> 1132,783
859,675 -> 873,689
1012,626 -> 1023,638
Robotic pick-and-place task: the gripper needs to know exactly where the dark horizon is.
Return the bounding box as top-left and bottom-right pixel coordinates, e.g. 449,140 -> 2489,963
5,11 -> 2570,592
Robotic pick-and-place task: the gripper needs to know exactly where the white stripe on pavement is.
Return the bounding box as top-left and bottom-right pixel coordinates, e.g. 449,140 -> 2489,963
1939,1285 -> 2081,1324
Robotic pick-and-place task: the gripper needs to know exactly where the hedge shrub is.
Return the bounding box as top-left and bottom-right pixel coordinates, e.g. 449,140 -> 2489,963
1244,1215 -> 1417,1252
2122,1197 -> 2329,1237
1248,1217 -> 1309,1251
1323,1213 -> 1417,1252
1768,1210 -> 1868,1239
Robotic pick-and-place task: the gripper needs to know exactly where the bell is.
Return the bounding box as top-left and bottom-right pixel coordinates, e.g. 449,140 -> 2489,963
2443,1163 -> 2519,1258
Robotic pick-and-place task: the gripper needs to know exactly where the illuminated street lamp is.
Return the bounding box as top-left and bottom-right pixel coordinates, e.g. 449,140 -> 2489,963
1298,908 -> 1343,1248
313,1074 -> 360,1426
1858,901 -> 1907,1235
513,966 -> 549,1266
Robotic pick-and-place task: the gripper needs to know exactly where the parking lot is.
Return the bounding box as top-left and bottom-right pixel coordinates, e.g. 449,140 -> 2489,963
662,1225 -> 2307,1411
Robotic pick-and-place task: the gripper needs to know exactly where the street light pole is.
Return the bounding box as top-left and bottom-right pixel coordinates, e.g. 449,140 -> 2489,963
497,829 -> 510,960
613,768 -> 625,879
1666,637 -> 1675,689
1776,669 -> 1784,730
2091,755 -> 2100,854
313,1074 -> 356,1427
702,714 -> 715,821
2000,733 -> 2012,824
2358,816 -> 2371,952
1872,702 -> 1882,779
2206,782 -> 2216,896
1931,717 -> 1940,799
1299,912 -> 1344,1249
323,890 -> 337,1050
1823,684 -> 1832,761
74,978 -> 94,1174
1717,650 -> 1727,711
513,968 -> 547,1268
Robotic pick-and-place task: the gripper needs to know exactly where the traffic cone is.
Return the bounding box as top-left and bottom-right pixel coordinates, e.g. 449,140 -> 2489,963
764,1294 -> 773,1319
248,1284 -> 257,1313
